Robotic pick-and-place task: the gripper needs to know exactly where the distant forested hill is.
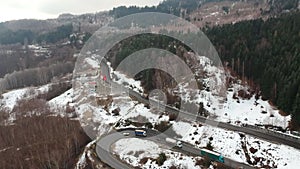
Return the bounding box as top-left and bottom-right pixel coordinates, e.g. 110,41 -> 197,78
0,24 -> 73,45
109,0 -> 200,18
205,11 -> 300,126
109,0 -> 300,19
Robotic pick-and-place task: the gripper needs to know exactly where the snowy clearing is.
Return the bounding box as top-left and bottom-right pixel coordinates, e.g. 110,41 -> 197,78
0,84 -> 49,110
172,121 -> 300,168
112,71 -> 144,94
112,138 -> 202,169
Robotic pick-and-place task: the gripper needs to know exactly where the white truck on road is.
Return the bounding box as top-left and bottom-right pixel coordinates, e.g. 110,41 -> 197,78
166,138 -> 182,148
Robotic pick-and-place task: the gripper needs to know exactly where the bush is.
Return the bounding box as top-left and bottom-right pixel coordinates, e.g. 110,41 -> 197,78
195,159 -> 202,166
249,147 -> 258,154
124,119 -> 132,126
214,162 -> 228,169
168,113 -> 177,121
195,157 -> 212,168
238,90 -> 252,100
156,153 -> 167,166
140,157 -> 153,165
202,156 -> 212,168
154,121 -> 170,132
145,122 -> 153,129
66,104 -> 75,114
206,141 -> 213,151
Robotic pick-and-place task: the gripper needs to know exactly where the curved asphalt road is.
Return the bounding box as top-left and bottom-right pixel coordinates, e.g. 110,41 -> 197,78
96,132 -> 131,169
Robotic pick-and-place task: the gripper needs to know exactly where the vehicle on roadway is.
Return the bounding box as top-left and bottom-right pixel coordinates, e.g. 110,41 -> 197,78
200,148 -> 224,163
134,129 -> 147,137
122,132 -> 130,136
165,138 -> 183,148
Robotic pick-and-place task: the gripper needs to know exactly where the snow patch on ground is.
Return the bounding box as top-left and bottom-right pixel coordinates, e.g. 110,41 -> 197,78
85,57 -> 100,69
77,103 -> 117,126
246,136 -> 300,168
1,88 -> 28,110
172,121 -> 300,168
49,88 -> 74,110
76,151 -> 88,169
113,71 -> 144,93
177,55 -> 289,129
218,85 -> 290,127
75,140 -> 97,169
0,84 -> 50,111
112,138 -> 202,169
171,121 -> 194,138
75,94 -> 169,131
110,96 -> 165,124
194,82 -> 290,128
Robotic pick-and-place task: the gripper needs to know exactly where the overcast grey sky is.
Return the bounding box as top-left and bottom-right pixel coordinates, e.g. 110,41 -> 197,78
0,0 -> 163,22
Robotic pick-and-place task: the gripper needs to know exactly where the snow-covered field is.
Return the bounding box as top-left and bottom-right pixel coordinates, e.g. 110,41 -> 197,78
1,88 -> 29,110
172,121 -> 300,168
177,55 -> 290,129
75,94 -> 170,130
49,88 -> 74,111
191,82 -> 291,128
84,57 -> 100,69
112,138 -> 202,169
112,71 -> 144,93
0,84 -> 49,110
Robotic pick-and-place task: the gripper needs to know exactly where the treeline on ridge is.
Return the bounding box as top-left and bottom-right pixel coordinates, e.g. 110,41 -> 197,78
0,62 -> 74,93
0,24 -> 73,45
109,0 -> 200,18
205,11 -> 300,126
109,0 -> 300,19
